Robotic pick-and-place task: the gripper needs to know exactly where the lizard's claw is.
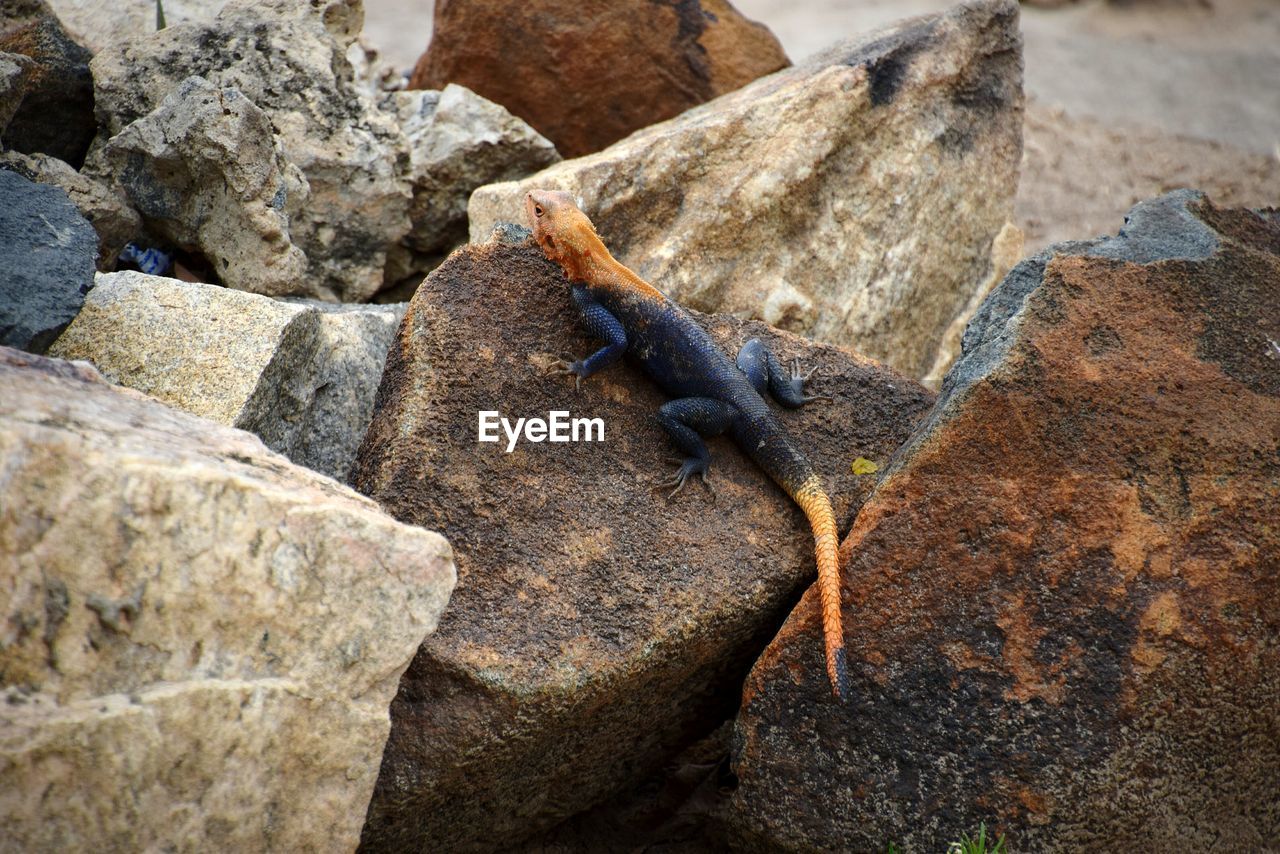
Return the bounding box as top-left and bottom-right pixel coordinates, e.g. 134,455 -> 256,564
548,357 -> 585,391
657,457 -> 712,501
791,357 -> 832,404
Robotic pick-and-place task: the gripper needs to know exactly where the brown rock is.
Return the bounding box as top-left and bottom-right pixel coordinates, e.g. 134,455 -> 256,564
409,0 -> 789,158
0,1 -> 95,167
726,191 -> 1280,851
350,227 -> 935,850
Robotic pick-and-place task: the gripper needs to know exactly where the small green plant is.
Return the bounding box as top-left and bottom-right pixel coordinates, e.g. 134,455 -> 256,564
885,844 -> 902,854
946,822 -> 1007,854
156,0 -> 166,30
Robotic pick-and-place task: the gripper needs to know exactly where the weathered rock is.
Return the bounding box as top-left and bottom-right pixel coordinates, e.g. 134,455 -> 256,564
47,272 -> 404,482
410,0 -> 790,158
0,0 -> 96,167
281,297 -> 408,482
382,83 -> 559,279
350,232 -> 936,850
103,76 -> 309,295
44,0 -> 223,55
0,169 -> 97,353
727,191 -> 1280,851
0,346 -> 455,852
1,150 -> 142,270
88,0 -> 411,302
470,0 -> 1023,382
0,50 -> 35,135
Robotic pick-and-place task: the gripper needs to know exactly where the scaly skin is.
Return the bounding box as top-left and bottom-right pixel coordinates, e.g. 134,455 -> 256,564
526,189 -> 849,701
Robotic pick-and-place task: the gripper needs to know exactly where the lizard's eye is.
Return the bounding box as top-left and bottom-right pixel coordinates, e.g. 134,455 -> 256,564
534,205 -> 544,218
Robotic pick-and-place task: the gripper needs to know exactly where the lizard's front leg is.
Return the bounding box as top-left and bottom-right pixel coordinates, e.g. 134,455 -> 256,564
655,398 -> 738,498
553,284 -> 627,390
735,338 -> 831,407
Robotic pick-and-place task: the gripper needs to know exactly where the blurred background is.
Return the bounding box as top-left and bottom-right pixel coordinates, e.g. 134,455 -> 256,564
362,0 -> 1280,253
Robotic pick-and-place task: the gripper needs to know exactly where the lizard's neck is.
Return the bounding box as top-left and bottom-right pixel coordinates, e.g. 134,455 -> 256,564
557,227 -> 666,302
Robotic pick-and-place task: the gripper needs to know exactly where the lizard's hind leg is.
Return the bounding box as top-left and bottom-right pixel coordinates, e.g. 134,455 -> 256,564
736,338 -> 831,407
655,398 -> 737,498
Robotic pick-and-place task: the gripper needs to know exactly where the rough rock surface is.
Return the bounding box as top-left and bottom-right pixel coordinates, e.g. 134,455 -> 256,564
103,76 -> 308,295
727,191 -> 1280,851
410,0 -> 790,158
470,0 -> 1023,382
382,83 -> 559,282
48,272 -> 404,482
0,168 -> 97,353
0,50 -> 35,135
0,0 -> 96,167
350,231 -> 936,850
0,150 -> 141,270
88,0 -> 411,302
0,346 -> 455,852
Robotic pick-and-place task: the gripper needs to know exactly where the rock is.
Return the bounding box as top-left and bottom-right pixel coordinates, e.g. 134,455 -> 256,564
0,1 -> 96,167
410,0 -> 790,158
0,50 -> 36,135
0,346 -> 455,852
1,150 -> 142,269
102,76 -> 309,295
281,297 -> 408,482
727,191 -> 1280,851
47,272 -> 405,482
350,234 -> 935,850
88,0 -> 411,302
382,83 -> 559,280
0,169 -> 97,353
469,0 -> 1023,382
44,0 -> 223,55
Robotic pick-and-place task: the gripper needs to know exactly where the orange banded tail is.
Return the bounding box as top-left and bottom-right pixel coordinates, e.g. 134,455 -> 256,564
793,476 -> 849,701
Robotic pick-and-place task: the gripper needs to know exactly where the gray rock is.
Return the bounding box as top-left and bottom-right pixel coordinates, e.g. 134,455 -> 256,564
469,0 -> 1023,382
279,298 -> 408,482
48,272 -> 404,482
0,168 -> 97,352
102,76 -> 309,295
87,0 -> 411,302
0,345 -> 455,853
384,83 -> 559,272
0,149 -> 142,269
0,2 -> 96,167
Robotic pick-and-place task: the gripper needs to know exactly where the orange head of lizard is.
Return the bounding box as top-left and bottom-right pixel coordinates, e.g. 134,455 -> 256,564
526,189 -> 603,279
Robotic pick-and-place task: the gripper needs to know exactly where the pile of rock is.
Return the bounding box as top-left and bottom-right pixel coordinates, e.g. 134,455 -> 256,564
3,0 -> 1277,850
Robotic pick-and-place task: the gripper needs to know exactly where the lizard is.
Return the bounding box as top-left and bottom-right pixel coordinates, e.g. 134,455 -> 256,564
525,189 -> 849,701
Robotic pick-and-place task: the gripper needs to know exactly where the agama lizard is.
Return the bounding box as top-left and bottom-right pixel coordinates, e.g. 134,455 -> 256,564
526,190 -> 849,701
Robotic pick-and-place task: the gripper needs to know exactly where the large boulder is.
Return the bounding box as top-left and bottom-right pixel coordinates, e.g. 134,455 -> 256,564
0,0 -> 96,167
350,228 -> 936,850
0,346 -> 455,852
87,0 -> 411,302
102,76 -> 309,295
410,0 -> 790,158
382,83 -> 561,286
47,272 -> 404,482
726,191 -> 1280,850
0,168 -> 97,353
470,0 -> 1023,382
0,150 -> 142,270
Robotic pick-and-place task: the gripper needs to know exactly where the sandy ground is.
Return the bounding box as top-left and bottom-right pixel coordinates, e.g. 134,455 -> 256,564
360,0 -> 1280,254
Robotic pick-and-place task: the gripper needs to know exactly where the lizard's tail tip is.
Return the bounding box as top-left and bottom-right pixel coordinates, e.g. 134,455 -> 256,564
827,645 -> 850,704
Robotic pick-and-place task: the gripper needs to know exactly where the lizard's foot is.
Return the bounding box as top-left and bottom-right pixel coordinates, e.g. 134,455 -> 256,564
547,357 -> 586,391
656,457 -> 714,501
791,358 -> 832,404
